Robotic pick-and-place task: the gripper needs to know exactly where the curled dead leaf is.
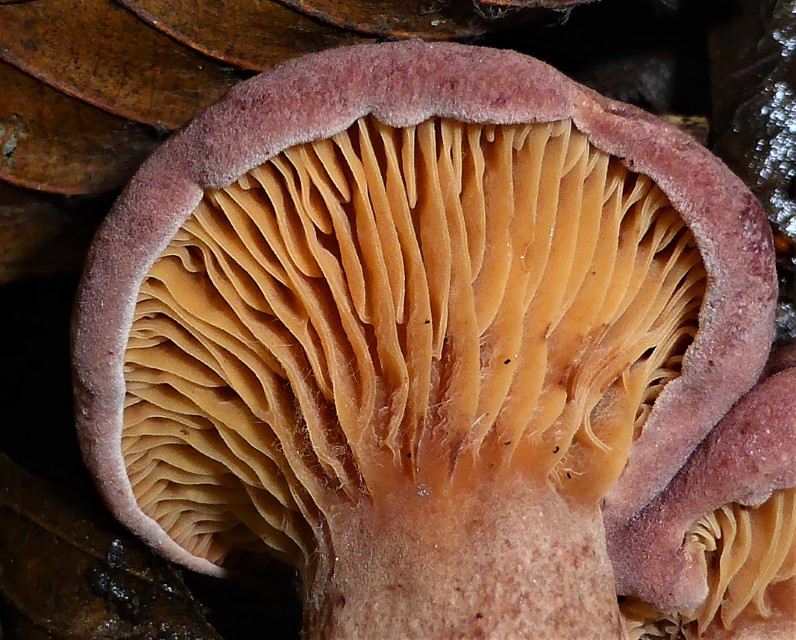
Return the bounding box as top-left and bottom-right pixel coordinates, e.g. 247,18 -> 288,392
0,0 -> 245,129
277,0 -> 538,38
0,61 -> 159,195
118,0 -> 374,71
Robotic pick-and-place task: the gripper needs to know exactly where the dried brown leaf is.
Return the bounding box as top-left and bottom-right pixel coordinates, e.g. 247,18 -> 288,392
0,62 -> 159,195
0,0 -> 245,129
0,453 -> 223,640
119,0 -> 373,72
277,0 -> 537,38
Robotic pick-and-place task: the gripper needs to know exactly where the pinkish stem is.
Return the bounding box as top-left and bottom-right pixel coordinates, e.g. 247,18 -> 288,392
303,476 -> 628,639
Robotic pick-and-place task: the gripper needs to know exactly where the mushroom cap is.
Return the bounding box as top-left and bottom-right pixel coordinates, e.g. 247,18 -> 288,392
72,41 -> 776,576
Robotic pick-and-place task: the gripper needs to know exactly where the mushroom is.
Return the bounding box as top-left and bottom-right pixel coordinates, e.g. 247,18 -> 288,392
72,42 -> 787,638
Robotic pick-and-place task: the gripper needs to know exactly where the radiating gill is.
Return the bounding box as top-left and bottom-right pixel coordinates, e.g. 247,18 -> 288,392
122,116 -> 706,569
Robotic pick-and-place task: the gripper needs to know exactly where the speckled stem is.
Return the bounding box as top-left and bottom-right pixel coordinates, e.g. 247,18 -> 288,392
303,475 -> 628,640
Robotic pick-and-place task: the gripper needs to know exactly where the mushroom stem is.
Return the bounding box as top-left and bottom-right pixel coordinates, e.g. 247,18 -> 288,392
303,475 -> 627,639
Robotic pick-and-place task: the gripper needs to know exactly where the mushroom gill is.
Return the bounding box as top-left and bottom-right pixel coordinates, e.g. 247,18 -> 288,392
687,488 -> 796,632
122,115 -> 705,573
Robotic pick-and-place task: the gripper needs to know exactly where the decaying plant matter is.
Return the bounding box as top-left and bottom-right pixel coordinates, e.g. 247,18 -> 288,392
72,42 -> 795,639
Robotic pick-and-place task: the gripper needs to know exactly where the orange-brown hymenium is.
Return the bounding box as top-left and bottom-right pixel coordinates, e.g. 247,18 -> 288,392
72,42 -> 794,638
